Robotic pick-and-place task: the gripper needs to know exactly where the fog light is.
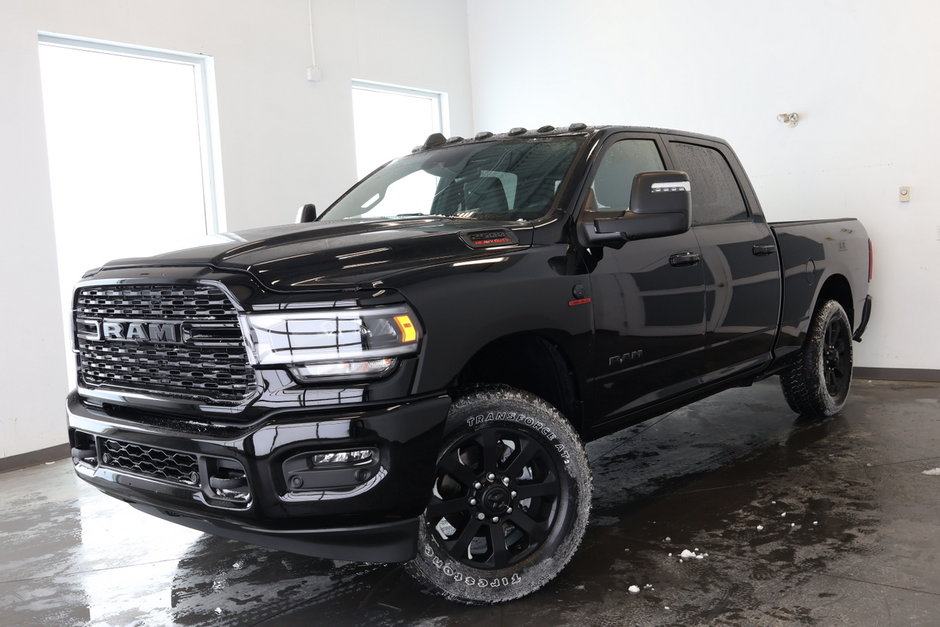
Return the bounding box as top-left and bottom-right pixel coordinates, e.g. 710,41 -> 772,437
291,357 -> 395,381
312,449 -> 375,466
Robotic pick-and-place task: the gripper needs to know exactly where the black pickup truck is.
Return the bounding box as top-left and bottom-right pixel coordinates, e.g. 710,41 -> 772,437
67,125 -> 872,603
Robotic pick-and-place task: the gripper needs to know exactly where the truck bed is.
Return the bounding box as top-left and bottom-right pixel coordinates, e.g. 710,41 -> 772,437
769,217 -> 870,361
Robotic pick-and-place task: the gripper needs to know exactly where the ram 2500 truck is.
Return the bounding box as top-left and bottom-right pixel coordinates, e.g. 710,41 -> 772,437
67,125 -> 872,603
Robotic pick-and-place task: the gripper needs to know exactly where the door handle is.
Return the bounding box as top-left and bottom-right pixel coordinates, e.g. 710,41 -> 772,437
752,243 -> 777,256
669,251 -> 701,267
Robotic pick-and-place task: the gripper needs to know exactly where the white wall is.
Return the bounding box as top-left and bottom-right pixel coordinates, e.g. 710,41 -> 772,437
0,0 -> 473,460
467,0 -> 940,371
4,0 -> 935,461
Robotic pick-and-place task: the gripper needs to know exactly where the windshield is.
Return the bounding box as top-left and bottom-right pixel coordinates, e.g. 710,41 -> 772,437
319,137 -> 583,222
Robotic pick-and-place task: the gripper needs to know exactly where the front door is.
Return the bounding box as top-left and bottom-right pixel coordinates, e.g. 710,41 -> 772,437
581,135 -> 707,424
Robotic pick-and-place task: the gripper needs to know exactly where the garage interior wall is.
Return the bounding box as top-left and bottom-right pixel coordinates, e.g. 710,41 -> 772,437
0,0 -> 473,462
466,0 -> 940,373
3,0 -> 936,463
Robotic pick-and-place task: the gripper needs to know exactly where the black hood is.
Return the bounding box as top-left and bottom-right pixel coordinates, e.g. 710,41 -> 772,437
98,218 -> 533,291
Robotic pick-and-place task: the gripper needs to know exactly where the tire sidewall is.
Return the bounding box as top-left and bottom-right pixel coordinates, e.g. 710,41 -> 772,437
408,388 -> 591,604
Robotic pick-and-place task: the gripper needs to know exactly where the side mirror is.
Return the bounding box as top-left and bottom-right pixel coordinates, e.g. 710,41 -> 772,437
579,171 -> 691,248
296,203 -> 317,223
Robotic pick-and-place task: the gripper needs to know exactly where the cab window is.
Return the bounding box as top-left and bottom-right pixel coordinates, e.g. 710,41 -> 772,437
669,142 -> 748,225
585,139 -> 665,214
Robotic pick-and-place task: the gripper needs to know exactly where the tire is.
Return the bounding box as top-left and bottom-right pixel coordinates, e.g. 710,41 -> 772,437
406,386 -> 591,604
780,300 -> 854,417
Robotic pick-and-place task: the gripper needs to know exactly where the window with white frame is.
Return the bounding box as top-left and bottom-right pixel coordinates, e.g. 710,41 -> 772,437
38,33 -> 226,385
351,80 -> 446,180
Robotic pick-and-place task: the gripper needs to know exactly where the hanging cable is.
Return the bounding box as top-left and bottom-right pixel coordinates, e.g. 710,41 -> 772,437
306,0 -> 321,81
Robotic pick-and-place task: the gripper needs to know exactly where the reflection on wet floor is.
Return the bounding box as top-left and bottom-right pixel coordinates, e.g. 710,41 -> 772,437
2,379 -> 940,626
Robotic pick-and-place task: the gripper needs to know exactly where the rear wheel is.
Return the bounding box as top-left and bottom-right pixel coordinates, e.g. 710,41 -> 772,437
406,386 -> 591,604
780,299 -> 853,417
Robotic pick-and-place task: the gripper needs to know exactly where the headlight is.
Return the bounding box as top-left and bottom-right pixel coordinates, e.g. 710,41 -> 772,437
242,305 -> 421,381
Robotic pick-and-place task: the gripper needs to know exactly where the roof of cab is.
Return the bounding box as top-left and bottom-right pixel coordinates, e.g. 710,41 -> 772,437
412,123 -> 727,153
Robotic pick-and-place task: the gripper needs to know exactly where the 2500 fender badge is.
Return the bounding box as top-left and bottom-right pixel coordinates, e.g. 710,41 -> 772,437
609,349 -> 644,367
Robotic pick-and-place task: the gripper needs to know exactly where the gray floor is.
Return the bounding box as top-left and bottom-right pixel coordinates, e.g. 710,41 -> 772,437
2,379 -> 939,626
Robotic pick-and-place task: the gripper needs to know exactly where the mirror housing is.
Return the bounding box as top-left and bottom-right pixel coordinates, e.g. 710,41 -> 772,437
296,203 -> 317,223
579,171 -> 691,248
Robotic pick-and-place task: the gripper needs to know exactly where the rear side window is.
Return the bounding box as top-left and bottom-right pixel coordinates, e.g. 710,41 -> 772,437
669,142 -> 748,225
588,139 -> 665,213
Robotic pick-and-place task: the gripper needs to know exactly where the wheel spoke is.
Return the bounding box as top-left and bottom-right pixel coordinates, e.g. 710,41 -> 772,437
477,427 -> 500,472
426,495 -> 469,519
447,518 -> 482,557
489,523 -> 509,567
514,476 -> 559,500
509,509 -> 548,544
505,438 -> 538,478
439,454 -> 477,489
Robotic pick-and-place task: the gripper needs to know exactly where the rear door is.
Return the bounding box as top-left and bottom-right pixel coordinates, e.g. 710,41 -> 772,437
664,138 -> 781,380
580,134 -> 707,423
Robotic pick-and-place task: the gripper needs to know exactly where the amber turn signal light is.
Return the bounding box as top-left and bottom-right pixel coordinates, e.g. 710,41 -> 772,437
394,315 -> 418,343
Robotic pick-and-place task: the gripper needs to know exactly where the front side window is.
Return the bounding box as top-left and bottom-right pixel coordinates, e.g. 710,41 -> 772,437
584,139 -> 666,214
669,142 -> 748,225
320,138 -> 583,223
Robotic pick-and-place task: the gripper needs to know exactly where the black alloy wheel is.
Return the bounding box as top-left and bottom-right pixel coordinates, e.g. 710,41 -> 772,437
822,312 -> 852,400
428,425 -> 565,570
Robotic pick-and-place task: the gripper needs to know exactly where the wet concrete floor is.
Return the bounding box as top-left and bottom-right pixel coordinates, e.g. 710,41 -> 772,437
2,378 -> 939,626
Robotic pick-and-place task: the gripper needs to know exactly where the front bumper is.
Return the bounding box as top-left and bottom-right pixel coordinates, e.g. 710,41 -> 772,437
67,391 -> 451,562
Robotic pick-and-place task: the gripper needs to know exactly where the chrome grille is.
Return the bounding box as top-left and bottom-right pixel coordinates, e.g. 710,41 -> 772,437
74,284 -> 257,404
100,438 -> 200,486
75,285 -> 235,319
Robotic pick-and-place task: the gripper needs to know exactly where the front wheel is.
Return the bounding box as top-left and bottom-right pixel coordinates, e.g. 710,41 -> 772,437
780,299 -> 854,417
406,387 -> 591,604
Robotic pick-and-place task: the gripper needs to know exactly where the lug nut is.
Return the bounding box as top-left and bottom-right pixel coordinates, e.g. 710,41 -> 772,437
469,498 -> 477,506
502,477 -> 510,486
506,507 -> 513,514
510,491 -> 517,498
487,473 -> 496,481
492,516 -> 499,523
473,482 -> 482,489
477,512 -> 485,520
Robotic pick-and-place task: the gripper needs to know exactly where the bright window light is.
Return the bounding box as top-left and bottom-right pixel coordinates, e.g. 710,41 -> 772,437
351,81 -> 446,180
38,33 -> 225,386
